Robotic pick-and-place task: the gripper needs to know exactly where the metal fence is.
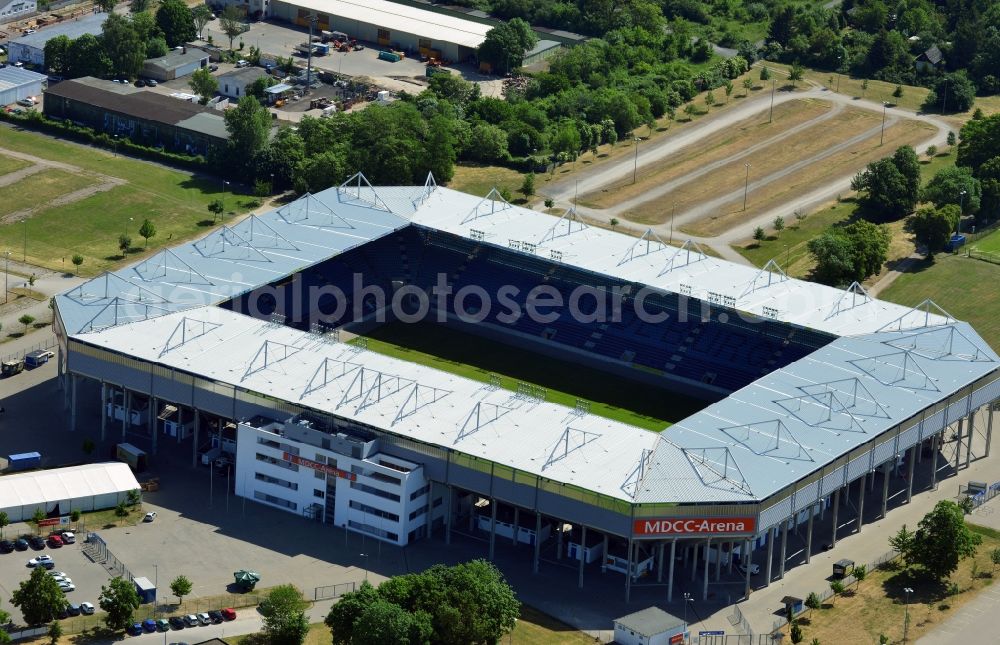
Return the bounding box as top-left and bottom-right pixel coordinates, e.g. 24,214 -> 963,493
966,249 -> 1000,265
961,481 -> 1000,512
728,602 -> 754,645
83,532 -> 134,582
0,337 -> 56,365
314,581 -> 356,601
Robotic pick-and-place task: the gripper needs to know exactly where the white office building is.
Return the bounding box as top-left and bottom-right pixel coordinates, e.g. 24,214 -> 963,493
234,413 -> 432,546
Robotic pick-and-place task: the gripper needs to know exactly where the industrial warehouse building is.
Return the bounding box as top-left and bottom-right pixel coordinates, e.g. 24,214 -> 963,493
44,78 -> 229,156
0,462 -> 140,522
6,12 -> 107,68
0,0 -> 36,25
141,47 -> 211,82
52,179 -> 999,602
0,66 -> 45,106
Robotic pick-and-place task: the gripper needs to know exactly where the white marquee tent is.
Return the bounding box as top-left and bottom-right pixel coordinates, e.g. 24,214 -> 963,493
0,462 -> 140,522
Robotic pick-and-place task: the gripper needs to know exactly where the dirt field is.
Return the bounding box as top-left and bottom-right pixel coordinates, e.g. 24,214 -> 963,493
678,117 -> 935,237
579,98 -> 834,209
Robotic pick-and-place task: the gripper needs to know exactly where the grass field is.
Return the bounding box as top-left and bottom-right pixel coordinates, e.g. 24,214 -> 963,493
763,62 -> 932,113
0,169 -> 96,216
360,322 -> 709,430
0,127 -> 250,273
969,225 -> 1000,254
879,253 -> 1000,351
0,156 -> 31,176
779,524 -> 1000,645
735,199 -> 856,275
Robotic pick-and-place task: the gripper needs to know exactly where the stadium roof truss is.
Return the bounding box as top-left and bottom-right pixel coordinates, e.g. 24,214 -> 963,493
56,182 -> 1000,510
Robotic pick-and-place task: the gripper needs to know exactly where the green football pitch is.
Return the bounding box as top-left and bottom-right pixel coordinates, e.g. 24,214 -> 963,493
359,322 -> 712,431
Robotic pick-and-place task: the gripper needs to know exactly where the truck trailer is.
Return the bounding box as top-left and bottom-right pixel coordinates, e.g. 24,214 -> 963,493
116,443 -> 147,472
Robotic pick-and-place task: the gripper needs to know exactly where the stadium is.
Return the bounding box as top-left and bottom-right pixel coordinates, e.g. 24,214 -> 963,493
53,175 -> 999,603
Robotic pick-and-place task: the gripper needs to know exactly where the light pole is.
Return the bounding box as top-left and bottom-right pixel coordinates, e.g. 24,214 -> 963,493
632,137 -> 640,184
880,102 -> 888,146
360,552 -> 369,582
769,79 -> 776,123
902,587 -> 913,642
123,216 -> 133,257
941,77 -> 950,114
153,564 -> 158,619
270,172 -> 275,195
222,180 -> 230,221
958,190 -> 967,236
669,203 -> 676,244
743,163 -> 752,211
683,592 -> 693,637
4,250 -> 9,305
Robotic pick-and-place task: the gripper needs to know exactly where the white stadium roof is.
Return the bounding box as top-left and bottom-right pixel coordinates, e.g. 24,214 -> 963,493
56,179 -> 1000,510
290,0 -> 493,49
0,462 -> 139,510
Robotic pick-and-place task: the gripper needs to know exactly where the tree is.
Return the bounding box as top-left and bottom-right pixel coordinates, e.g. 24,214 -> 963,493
773,216 -> 785,232
724,80 -> 734,103
208,199 -> 224,220
70,509 -> 81,522
790,622 -> 804,644
70,253 -> 84,274
922,166 -> 981,213
100,577 -> 141,631
789,63 -> 804,87
911,500 -> 982,581
19,314 -> 35,333
94,0 -> 117,12
852,564 -> 867,589
114,501 -> 128,525
704,91 -> 715,109
247,75 -> 277,100
29,508 -> 46,531
544,199 -> 554,208
948,131 -> 957,147
43,35 -> 72,76
47,620 -> 62,645
260,584 -> 309,645
169,575 -> 193,605
131,0 -> 150,11
861,79 -> 869,98
889,524 -> 916,565
957,115 -> 1000,175
155,0 -> 196,48
192,5 -> 213,40
126,489 -> 141,507
467,123 -> 509,164
906,206 -> 960,257
853,148 -> 920,219
189,67 -> 218,105
118,234 -> 131,257
805,592 -> 820,610
67,34 -> 111,79
753,226 -> 765,241
219,6 -> 245,51
893,85 -> 904,99
924,73 -> 976,114
991,547 -> 1000,572
137,219 -> 157,248
829,580 -> 845,605
12,567 -> 66,625
520,172 -> 535,197
224,96 -> 272,169
353,599 -> 430,645
743,78 -> 753,96
0,512 -> 7,538
477,18 -> 537,74
808,221 -> 890,286
760,66 -> 771,81
102,13 -> 146,79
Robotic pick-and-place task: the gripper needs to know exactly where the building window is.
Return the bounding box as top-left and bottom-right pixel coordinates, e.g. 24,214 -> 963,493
254,490 -> 297,510
350,481 -> 400,502
256,437 -> 280,449
378,28 -> 389,40
314,489 -> 325,498
408,506 -> 427,521
418,38 -> 431,50
255,472 -> 298,490
349,500 -> 399,523
348,520 -> 398,542
409,485 -> 429,501
255,452 -> 298,471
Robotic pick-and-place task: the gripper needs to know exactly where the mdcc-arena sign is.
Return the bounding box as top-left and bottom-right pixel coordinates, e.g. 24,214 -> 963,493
634,517 -> 757,536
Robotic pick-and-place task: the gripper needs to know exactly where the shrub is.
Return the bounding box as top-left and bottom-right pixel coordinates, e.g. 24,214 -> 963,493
926,145 -> 938,157
805,592 -> 821,610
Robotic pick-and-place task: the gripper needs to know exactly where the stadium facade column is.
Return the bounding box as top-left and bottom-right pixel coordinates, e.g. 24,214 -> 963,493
728,541 -> 734,574
512,507 -> 519,546
691,542 -> 699,581
578,525 -> 587,588
931,433 -> 940,490
601,534 -> 609,572
743,539 -> 752,599
445,486 -> 453,545
657,542 -> 665,582
778,518 -> 788,579
906,445 -> 916,503
965,410 -> 974,469
667,539 -> 677,602
954,418 -> 964,469
880,462 -> 890,518
122,389 -> 131,439
830,488 -> 840,548
100,382 -> 107,441
556,522 -> 564,560
715,541 -> 722,581
702,537 -> 711,600
150,397 -> 158,455
69,373 -> 78,432
764,528 -> 774,586
625,538 -> 634,603
986,403 -> 994,458
488,499 -> 497,561
855,473 -> 866,533
532,512 -> 540,573
805,507 -> 814,564
191,410 -> 200,468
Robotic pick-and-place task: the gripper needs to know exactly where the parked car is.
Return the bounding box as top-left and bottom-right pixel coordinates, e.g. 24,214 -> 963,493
14,538 -> 28,551
142,619 -> 157,632
51,576 -> 71,584
207,610 -> 223,624
737,563 -> 761,576
57,606 -> 69,619
47,535 -> 63,548
208,64 -> 218,72
156,618 -> 170,631
221,607 -> 236,621
27,554 -> 53,567
24,28 -> 36,34
196,613 -> 210,626
128,622 -> 143,636
144,512 -> 157,522
29,536 -> 45,549
61,532 -> 75,544
235,59 -> 249,68
48,571 -> 69,578
135,79 -> 146,87
16,98 -> 34,107
67,603 -> 81,616
0,540 -> 13,553
146,78 -> 158,86
80,602 -> 95,615
183,614 -> 199,627
168,616 -> 185,629
58,581 -> 75,592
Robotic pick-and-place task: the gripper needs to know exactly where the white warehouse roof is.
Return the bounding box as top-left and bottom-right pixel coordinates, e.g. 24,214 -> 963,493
0,462 -> 140,510
290,0 -> 492,49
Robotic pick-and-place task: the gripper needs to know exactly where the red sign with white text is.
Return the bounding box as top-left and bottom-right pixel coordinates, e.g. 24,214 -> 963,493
283,452 -> 357,481
633,517 -> 756,536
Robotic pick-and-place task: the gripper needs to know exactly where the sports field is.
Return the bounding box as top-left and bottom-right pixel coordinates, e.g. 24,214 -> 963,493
360,322 -> 710,430
0,127 -> 249,273
970,226 -> 1000,254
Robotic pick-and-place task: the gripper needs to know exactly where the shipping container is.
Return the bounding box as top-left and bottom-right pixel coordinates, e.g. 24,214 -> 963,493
6,451 -> 41,471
